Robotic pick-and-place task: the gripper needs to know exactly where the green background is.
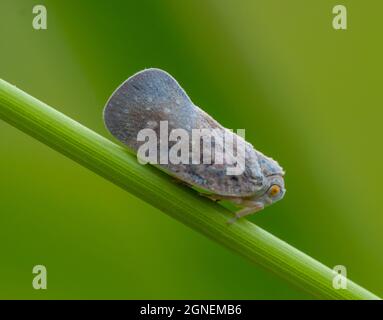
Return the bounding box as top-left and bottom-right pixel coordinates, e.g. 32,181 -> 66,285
0,0 -> 382,299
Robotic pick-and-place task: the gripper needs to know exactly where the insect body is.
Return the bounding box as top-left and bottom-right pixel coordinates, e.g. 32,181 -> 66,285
104,68 -> 285,222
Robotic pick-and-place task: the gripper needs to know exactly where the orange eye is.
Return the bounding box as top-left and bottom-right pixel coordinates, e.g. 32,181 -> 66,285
269,185 -> 280,197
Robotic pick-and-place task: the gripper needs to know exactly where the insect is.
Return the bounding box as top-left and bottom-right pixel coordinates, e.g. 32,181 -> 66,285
103,68 -> 285,222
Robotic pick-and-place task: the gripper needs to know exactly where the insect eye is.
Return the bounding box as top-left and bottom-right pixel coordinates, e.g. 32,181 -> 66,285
268,185 -> 281,197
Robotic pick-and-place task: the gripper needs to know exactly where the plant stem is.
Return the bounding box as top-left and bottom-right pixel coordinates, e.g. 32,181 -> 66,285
0,79 -> 380,300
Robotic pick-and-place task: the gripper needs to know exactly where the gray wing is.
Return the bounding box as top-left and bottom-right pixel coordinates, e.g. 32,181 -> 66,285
104,68 -> 265,196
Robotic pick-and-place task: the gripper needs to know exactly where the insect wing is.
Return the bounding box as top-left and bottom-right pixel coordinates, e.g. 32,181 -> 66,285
104,68 -> 264,196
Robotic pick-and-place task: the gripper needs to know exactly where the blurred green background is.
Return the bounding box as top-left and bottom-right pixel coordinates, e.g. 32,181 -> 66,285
0,0 -> 382,299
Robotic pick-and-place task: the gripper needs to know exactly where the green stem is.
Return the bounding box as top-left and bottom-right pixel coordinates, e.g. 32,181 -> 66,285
0,79 -> 380,300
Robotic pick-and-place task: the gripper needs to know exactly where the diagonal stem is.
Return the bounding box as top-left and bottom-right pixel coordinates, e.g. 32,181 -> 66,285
0,79 -> 380,300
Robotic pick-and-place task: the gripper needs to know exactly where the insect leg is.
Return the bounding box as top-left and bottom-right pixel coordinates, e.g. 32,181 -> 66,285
228,204 -> 264,224
171,177 -> 194,189
199,192 -> 224,202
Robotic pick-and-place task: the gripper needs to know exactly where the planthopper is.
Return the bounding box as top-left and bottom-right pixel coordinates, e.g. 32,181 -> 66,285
103,68 -> 285,223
